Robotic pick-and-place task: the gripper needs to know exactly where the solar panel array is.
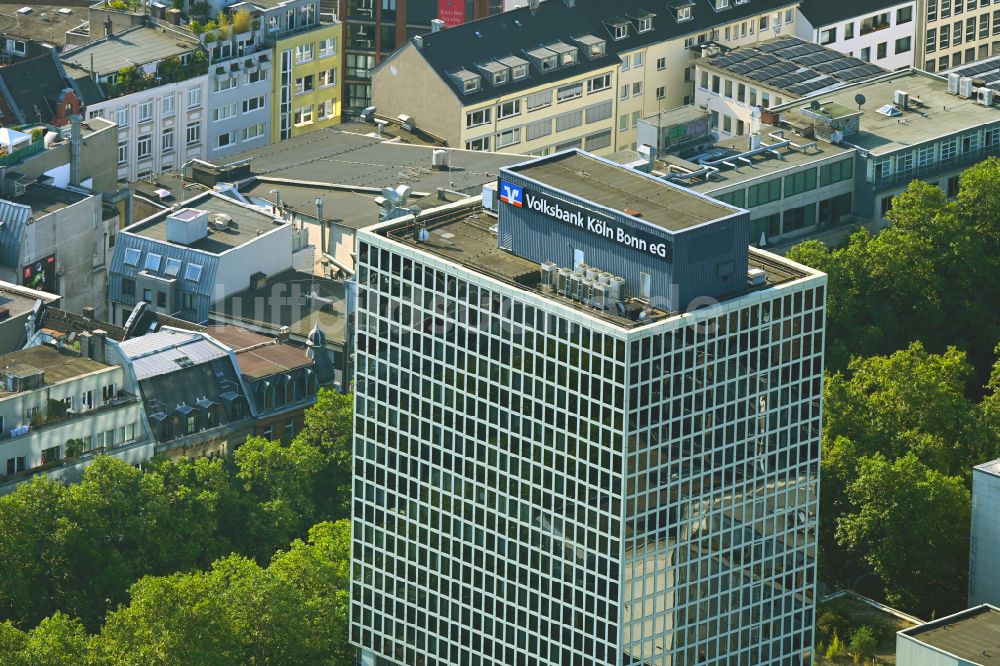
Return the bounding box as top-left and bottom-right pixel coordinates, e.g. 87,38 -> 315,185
705,36 -> 888,98
954,59 -> 1000,92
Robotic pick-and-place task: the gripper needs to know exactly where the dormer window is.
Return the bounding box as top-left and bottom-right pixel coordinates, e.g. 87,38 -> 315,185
498,55 -> 530,80
477,60 -> 510,86
678,7 -> 692,20
714,0 -> 730,10
452,68 -> 482,94
574,35 -> 606,59
525,46 -> 558,72
605,17 -> 630,40
638,16 -> 653,32
548,42 -> 578,66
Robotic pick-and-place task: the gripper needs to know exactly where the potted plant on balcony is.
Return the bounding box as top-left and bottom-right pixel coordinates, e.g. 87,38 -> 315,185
64,438 -> 85,462
233,7 -> 252,41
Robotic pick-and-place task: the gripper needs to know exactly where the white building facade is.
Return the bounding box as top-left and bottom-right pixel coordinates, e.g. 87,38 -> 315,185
87,76 -> 210,182
795,0 -> 918,71
970,459 -> 1000,607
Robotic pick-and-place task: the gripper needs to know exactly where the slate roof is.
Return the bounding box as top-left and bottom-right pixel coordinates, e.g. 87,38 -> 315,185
0,48 -> 80,125
387,0 -> 799,105
35,305 -> 127,342
797,0 -> 912,29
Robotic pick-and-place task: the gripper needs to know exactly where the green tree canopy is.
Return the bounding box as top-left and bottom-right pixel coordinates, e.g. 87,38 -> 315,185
836,452 -> 970,616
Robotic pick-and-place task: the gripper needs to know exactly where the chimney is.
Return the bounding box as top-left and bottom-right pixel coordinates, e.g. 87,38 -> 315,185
430,18 -> 444,32
82,305 -> 95,319
104,17 -> 113,38
92,329 -> 107,363
413,35 -> 423,49
70,114 -> 82,187
78,331 -> 92,360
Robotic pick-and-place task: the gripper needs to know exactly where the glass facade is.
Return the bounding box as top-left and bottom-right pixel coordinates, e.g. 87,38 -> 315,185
352,231 -> 826,665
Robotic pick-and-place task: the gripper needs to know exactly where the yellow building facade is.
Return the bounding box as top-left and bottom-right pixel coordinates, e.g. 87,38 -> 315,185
272,21 -> 343,142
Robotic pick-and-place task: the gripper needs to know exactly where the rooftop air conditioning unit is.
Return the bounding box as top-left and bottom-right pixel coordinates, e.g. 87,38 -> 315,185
978,87 -> 995,106
748,268 -> 767,286
432,148 -> 450,170
948,72 -> 961,95
540,261 -> 557,289
398,114 -> 415,131
893,90 -> 909,110
591,282 -> 609,309
960,76 -> 974,99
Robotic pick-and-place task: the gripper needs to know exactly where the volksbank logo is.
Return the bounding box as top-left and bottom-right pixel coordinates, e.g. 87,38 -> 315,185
499,181 -> 523,207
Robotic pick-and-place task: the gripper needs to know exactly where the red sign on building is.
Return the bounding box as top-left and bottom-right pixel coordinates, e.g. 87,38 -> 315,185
437,0 -> 466,27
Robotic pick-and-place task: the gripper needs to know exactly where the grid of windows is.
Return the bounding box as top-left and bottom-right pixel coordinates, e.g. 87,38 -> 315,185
352,233 -> 825,665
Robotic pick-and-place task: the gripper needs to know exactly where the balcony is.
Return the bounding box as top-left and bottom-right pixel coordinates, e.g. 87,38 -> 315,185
859,19 -> 890,36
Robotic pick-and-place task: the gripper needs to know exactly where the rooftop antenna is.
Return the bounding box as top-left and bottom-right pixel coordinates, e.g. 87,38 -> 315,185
810,100 -> 821,110
855,93 -> 867,110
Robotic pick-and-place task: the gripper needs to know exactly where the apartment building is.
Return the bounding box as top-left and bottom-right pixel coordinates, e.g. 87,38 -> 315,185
0,343 -> 150,490
795,0 -> 918,70
273,20 -> 343,141
338,0 -> 496,112
0,48 -> 85,128
62,25 -> 209,182
920,0 -> 1000,73
352,151 -> 826,664
372,0 -> 799,155
107,191 -> 313,327
693,36 -> 887,139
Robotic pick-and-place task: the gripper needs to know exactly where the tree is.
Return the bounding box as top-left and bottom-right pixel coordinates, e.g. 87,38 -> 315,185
824,342 -> 989,476
93,521 -> 353,665
294,389 -> 354,519
270,521 -> 353,666
16,613 -> 90,666
788,160 -> 1000,385
234,436 -> 324,560
836,452 -> 970,616
848,625 -> 877,664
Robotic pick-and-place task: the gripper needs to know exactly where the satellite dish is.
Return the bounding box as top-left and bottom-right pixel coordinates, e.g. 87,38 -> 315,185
855,93 -> 867,109
810,100 -> 821,110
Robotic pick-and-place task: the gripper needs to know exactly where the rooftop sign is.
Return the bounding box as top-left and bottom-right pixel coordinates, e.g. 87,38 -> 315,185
499,179 -> 673,262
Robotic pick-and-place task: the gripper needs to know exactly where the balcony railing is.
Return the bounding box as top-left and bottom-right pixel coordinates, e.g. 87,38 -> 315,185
872,144 -> 1000,189
860,20 -> 890,36
0,394 -> 139,443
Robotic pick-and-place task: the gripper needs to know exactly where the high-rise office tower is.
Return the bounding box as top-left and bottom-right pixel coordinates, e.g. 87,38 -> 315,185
351,150 -> 826,665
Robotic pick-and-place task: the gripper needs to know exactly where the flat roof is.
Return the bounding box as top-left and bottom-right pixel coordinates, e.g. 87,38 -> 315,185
240,179 -> 382,230
215,128 -> 525,196
14,184 -> 90,216
975,459 -> 1000,478
382,204 -> 806,329
0,345 -> 109,389
700,36 -> 886,98
509,151 -> 734,233
61,25 -> 200,75
0,284 -> 54,320
210,268 -> 345,343
640,105 -> 710,127
667,129 -> 854,194
783,70 -> 1000,155
126,193 -> 285,254
901,605 -> 1000,665
0,6 -> 84,45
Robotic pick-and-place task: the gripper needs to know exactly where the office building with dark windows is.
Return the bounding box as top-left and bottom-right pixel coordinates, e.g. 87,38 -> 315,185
351,149 -> 826,665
